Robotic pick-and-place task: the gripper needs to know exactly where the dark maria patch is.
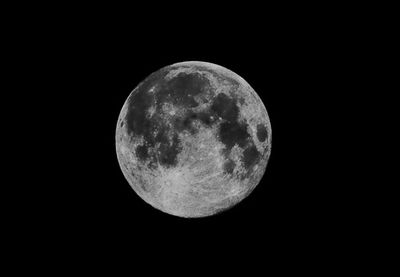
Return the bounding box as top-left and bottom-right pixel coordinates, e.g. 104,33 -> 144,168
256,123 -> 268,142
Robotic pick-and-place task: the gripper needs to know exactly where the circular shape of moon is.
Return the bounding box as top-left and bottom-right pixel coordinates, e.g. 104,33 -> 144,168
115,61 -> 272,218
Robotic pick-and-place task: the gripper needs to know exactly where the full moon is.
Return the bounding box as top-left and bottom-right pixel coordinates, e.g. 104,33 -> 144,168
115,61 -> 272,218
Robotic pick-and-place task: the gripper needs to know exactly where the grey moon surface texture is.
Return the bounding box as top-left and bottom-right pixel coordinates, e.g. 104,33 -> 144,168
115,61 -> 272,218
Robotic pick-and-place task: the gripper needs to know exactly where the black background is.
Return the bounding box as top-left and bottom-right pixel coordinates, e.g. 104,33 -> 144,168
4,2 -> 389,272
55,31 -> 341,249
15,7 -> 365,268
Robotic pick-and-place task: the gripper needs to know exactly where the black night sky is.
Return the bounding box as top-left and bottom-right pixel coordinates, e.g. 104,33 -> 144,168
54,33 -> 340,247
22,12 -> 357,266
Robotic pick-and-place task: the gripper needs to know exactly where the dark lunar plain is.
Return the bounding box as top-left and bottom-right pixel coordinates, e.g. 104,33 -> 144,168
33,18 -> 350,262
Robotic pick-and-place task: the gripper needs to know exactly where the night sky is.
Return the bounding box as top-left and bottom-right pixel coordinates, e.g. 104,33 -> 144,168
23,13 -> 351,265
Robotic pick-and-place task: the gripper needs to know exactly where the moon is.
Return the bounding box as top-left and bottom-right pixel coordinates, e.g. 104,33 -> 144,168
115,61 -> 272,218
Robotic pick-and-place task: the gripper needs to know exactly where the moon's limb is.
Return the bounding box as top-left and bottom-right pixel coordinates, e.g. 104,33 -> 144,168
115,61 -> 271,217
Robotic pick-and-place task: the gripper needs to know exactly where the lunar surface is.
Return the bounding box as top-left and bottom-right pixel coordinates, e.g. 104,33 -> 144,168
115,61 -> 271,218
